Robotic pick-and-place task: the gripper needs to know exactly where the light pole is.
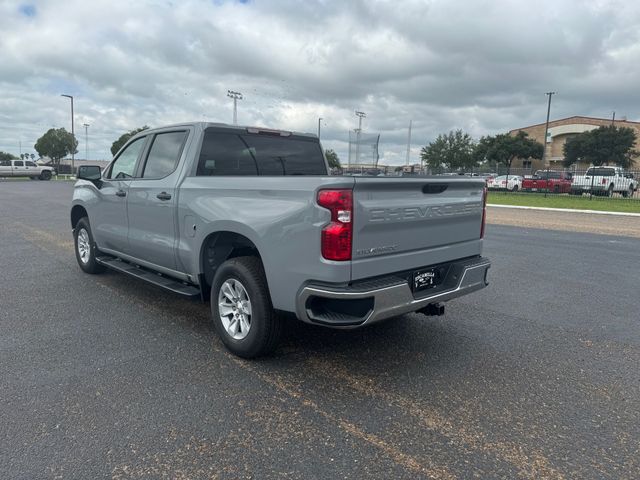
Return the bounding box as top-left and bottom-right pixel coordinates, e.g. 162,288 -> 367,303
405,120 -> 412,166
83,123 -> 90,161
61,94 -> 75,173
355,111 -> 366,166
318,117 -> 322,138
227,90 -> 243,125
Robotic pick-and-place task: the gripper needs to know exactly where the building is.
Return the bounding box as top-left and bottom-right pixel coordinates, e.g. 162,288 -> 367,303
509,116 -> 640,170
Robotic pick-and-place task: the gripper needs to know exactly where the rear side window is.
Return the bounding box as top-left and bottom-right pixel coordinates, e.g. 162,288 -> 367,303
0,160 -> 10,167
142,131 -> 187,178
14,161 -> 24,167
197,130 -> 326,176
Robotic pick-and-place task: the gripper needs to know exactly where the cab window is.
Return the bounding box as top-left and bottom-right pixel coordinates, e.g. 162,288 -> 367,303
141,131 -> 187,179
107,137 -> 145,179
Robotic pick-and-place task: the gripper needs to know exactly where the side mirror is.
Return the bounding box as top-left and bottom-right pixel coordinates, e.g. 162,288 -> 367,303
78,165 -> 101,181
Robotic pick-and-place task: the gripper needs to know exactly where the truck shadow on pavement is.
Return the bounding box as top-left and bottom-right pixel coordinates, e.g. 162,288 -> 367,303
99,268 -> 469,372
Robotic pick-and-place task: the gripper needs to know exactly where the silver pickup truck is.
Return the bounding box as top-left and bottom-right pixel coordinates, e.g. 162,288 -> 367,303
71,122 -> 490,357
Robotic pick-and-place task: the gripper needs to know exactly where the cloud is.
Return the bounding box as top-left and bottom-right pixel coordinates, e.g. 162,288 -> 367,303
0,0 -> 639,164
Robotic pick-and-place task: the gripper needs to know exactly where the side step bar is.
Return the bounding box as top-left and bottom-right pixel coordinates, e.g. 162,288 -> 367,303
96,256 -> 201,298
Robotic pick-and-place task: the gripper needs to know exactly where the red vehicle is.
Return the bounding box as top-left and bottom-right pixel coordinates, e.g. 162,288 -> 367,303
522,170 -> 573,193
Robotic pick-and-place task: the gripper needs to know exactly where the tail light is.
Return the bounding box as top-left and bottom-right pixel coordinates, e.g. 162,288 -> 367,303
317,189 -> 353,261
480,186 -> 487,239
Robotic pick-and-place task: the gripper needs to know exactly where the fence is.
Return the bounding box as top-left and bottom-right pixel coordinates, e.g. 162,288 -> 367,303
482,168 -> 640,202
337,165 -> 640,204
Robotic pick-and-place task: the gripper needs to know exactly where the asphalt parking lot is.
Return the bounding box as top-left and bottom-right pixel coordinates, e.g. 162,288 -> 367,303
1,181 -> 639,479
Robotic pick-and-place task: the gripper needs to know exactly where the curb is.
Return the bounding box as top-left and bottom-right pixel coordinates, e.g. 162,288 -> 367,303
487,204 -> 640,217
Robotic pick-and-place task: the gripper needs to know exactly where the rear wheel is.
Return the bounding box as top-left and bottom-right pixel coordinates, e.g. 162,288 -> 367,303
73,217 -> 105,274
210,256 -> 281,358
511,185 -> 519,192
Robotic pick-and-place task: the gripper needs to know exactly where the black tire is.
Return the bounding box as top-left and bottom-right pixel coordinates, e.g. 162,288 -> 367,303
512,185 -> 519,192
73,217 -> 105,274
607,184 -> 614,197
40,170 -> 52,181
622,186 -> 633,198
553,185 -> 560,194
210,256 -> 281,358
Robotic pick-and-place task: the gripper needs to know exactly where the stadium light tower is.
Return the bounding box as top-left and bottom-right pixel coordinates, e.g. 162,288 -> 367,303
355,111 -> 366,165
227,90 -> 243,125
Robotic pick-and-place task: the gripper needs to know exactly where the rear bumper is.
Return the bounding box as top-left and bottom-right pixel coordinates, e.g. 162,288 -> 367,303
296,256 -> 490,328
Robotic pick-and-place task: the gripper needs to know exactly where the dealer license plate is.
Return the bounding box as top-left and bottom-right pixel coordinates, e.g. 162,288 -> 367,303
413,267 -> 441,292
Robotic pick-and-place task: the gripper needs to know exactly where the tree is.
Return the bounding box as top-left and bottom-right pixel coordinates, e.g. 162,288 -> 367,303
111,126 -> 149,156
34,128 -> 78,166
324,149 -> 341,169
0,151 -> 17,161
420,129 -> 476,171
30,153 -> 35,161
19,154 -> 24,160
563,125 -> 637,168
474,131 -> 543,171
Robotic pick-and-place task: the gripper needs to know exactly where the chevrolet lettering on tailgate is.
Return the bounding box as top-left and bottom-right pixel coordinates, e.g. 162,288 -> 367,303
368,203 -> 483,223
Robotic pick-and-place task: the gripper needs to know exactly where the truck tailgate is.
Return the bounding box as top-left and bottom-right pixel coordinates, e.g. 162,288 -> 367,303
351,177 -> 485,280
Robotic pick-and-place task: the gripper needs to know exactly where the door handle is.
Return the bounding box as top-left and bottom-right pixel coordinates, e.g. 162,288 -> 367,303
156,192 -> 172,201
115,189 -> 126,197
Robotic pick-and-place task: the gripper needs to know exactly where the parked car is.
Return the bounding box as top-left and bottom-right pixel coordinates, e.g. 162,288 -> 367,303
70,122 -> 491,358
571,166 -> 637,197
0,159 -> 56,180
487,175 -> 523,191
521,170 -> 572,193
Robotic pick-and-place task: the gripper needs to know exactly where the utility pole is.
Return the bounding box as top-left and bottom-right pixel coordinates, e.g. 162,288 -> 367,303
405,120 -> 412,166
318,117 -> 322,138
83,123 -> 90,160
541,92 -> 555,165
227,90 -> 243,125
354,111 -> 366,166
611,111 -> 615,126
61,94 -> 75,173
542,92 -> 555,198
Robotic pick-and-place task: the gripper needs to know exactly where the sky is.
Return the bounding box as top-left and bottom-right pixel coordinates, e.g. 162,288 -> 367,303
1,0 -> 639,165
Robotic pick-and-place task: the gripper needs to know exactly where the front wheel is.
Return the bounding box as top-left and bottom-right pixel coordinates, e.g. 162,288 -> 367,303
511,185 -> 519,192
211,256 -> 281,358
40,170 -> 52,181
622,185 -> 634,198
73,217 -> 105,274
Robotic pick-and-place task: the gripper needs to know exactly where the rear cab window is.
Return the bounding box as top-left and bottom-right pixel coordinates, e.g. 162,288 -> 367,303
587,168 -> 615,176
196,129 -> 327,176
